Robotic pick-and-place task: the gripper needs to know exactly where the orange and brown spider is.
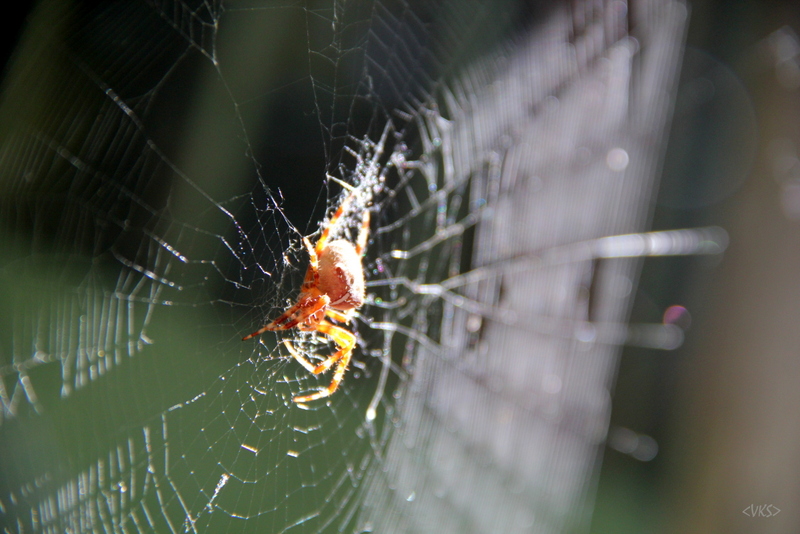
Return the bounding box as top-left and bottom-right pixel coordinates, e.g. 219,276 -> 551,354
243,190 -> 370,403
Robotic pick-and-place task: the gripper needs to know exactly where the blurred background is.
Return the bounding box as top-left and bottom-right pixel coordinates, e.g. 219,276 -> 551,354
593,2 -> 800,533
0,1 -> 798,533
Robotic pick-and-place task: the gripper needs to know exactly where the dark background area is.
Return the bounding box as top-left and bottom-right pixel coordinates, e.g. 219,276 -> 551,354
1,2 -> 35,75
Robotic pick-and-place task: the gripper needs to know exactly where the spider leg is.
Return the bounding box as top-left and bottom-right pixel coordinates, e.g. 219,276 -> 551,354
315,189 -> 357,255
282,340 -> 316,373
295,320 -> 354,375
325,308 -> 354,324
354,209 -> 370,256
242,293 -> 329,340
300,236 -> 320,292
292,321 -> 356,403
281,319 -> 354,381
293,349 -> 352,403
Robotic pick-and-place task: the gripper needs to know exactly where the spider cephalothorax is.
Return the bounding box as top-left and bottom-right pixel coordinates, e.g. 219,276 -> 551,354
243,190 -> 370,403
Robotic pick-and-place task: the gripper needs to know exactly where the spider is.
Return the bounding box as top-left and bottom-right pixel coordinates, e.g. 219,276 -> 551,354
243,190 -> 370,404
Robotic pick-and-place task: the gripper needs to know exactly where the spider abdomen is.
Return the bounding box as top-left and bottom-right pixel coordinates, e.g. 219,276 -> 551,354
318,240 -> 365,310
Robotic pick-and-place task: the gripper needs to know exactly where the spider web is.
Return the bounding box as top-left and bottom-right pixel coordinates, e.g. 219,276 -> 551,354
0,0 -> 725,533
